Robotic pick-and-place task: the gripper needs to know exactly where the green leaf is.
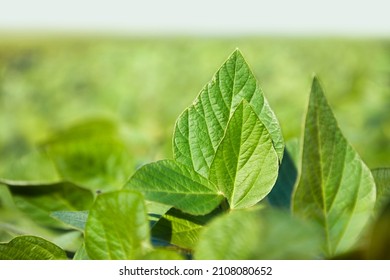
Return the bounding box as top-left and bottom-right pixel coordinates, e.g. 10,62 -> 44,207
292,77 -> 376,257
0,235 -> 67,260
50,211 -> 89,231
152,208 -> 220,250
73,243 -> 90,260
0,149 -> 60,184
194,209 -> 322,260
173,49 -> 283,179
1,184 -> 84,252
85,190 -> 152,260
5,182 -> 94,229
372,168 -> 390,213
126,160 -> 224,215
267,148 -> 297,208
50,203 -> 170,233
209,101 -> 279,209
43,118 -> 134,191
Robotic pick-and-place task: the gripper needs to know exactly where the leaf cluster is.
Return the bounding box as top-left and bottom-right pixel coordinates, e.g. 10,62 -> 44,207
1,50 -> 389,260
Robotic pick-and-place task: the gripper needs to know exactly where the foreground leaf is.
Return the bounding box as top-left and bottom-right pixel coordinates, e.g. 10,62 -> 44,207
194,209 -> 321,260
173,50 -> 283,179
126,160 -> 224,215
85,190 -> 151,259
209,101 -> 279,209
292,77 -> 376,256
0,235 -> 67,260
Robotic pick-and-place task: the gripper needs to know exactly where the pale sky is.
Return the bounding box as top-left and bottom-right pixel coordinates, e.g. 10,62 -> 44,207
0,0 -> 389,37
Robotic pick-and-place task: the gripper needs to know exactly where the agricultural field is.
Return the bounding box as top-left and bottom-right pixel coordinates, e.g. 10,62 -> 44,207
0,35 -> 389,259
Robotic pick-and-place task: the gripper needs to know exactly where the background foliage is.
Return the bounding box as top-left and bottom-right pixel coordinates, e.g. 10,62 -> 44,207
0,36 -> 389,172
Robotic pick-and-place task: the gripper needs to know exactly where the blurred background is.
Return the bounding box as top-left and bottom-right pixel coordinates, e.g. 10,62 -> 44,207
0,0 -> 389,189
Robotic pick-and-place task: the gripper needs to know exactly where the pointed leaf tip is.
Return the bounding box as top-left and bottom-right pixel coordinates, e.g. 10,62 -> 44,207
173,50 -> 284,177
293,78 -> 376,256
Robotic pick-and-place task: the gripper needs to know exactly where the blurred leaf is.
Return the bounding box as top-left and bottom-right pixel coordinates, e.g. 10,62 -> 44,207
366,200 -> 390,259
1,184 -> 84,252
51,230 -> 83,253
330,249 -> 366,260
152,208 -> 220,250
209,101 -> 279,209
43,118 -> 134,191
285,138 -> 300,168
85,190 -> 152,260
0,235 -> 67,260
44,118 -> 118,143
173,49 -> 283,180
0,149 -> 60,183
266,148 -> 297,208
5,181 -> 93,229
50,211 -> 89,231
292,77 -> 376,257
73,243 -> 90,260
126,160 -> 224,215
194,209 -> 322,260
0,184 -> 14,209
372,168 -> 390,213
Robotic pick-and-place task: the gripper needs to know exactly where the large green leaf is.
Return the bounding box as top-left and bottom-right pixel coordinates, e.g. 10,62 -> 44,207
0,235 -> 67,260
194,209 -> 322,260
173,50 -> 283,179
292,77 -> 376,257
85,190 -> 152,259
126,160 -> 224,215
209,101 -> 279,209
372,168 -> 390,213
